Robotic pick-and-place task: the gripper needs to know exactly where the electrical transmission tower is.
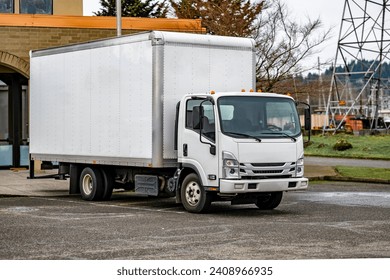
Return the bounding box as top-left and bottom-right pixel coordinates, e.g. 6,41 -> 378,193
325,0 -> 390,132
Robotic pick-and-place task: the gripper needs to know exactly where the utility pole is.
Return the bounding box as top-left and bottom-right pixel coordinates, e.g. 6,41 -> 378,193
325,0 -> 390,133
116,0 -> 122,37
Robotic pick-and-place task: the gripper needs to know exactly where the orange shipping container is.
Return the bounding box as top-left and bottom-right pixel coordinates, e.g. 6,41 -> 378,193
349,120 -> 363,131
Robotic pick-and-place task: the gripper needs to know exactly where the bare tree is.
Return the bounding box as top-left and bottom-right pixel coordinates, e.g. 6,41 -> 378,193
170,0 -> 264,37
255,0 -> 331,92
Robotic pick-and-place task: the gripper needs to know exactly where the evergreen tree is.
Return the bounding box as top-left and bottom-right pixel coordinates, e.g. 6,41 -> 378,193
94,0 -> 169,18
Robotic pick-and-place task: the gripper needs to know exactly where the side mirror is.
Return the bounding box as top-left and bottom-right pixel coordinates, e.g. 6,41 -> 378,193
193,100 -> 216,156
304,108 -> 311,131
296,101 -> 311,143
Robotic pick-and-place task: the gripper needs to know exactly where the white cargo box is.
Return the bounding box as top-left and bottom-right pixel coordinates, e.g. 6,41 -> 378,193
29,31 -> 255,167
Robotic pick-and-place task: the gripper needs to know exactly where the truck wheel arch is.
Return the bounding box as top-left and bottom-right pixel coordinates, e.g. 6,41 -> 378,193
175,165 -> 202,204
181,163 -> 208,185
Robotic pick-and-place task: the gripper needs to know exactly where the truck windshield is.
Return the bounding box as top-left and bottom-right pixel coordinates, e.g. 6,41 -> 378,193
218,96 -> 301,139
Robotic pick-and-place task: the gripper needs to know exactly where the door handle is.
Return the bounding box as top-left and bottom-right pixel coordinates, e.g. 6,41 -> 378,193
183,144 -> 188,156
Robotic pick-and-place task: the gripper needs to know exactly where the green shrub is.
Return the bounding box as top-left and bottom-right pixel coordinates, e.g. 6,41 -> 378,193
333,139 -> 353,151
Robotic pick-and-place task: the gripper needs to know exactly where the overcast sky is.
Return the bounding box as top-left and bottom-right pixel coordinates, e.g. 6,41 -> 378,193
289,0 -> 345,70
83,0 -> 100,16
82,0 -> 346,71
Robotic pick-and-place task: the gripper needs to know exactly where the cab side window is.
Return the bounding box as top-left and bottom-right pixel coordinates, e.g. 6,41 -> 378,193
186,99 -> 215,142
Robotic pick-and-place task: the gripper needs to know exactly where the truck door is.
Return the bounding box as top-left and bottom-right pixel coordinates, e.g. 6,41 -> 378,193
179,98 -> 218,187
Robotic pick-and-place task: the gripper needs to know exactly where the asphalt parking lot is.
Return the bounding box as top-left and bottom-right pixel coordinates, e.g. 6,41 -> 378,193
0,179 -> 389,260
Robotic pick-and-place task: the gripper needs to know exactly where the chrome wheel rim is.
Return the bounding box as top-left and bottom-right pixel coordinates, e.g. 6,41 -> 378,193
185,181 -> 201,206
82,174 -> 93,196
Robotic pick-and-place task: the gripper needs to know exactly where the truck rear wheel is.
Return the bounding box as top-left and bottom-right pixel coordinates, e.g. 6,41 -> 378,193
255,192 -> 283,210
181,173 -> 211,213
80,167 -> 104,201
101,168 -> 114,201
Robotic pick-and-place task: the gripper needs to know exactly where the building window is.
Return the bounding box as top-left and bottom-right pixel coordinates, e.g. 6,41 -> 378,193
0,0 -> 13,13
20,0 -> 52,14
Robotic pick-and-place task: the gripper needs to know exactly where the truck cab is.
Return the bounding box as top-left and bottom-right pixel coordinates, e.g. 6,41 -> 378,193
176,91 -> 309,212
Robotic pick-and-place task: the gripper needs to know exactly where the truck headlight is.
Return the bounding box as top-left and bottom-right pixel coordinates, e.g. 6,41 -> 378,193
296,157 -> 304,177
223,151 -> 240,179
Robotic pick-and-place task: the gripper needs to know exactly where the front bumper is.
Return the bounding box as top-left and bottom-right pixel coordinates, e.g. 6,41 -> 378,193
219,177 -> 308,193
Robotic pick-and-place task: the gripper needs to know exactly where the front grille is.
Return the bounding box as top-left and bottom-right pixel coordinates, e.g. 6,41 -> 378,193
239,162 -> 296,179
251,162 -> 285,167
241,175 -> 292,180
253,170 -> 283,174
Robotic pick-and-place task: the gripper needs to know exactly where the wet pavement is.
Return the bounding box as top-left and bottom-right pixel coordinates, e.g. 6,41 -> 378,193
0,158 -> 389,259
0,180 -> 389,259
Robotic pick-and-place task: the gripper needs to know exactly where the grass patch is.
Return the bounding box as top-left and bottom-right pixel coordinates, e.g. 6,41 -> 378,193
335,166 -> 390,181
305,134 -> 390,160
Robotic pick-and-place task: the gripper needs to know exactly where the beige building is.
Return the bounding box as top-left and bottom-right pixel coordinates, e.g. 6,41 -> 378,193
0,0 -> 204,168
0,0 -> 83,15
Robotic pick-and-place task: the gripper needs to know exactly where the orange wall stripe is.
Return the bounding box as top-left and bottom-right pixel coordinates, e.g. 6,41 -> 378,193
0,14 -> 205,32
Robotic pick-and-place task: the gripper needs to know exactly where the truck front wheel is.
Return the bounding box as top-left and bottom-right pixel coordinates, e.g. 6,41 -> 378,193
255,192 -> 283,210
181,173 -> 211,213
80,167 -> 104,201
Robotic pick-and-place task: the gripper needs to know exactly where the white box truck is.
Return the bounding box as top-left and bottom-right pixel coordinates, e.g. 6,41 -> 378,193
29,31 -> 310,213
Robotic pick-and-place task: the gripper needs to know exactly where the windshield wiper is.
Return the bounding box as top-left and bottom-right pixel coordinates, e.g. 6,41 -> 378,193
224,132 -> 262,142
261,132 -> 297,142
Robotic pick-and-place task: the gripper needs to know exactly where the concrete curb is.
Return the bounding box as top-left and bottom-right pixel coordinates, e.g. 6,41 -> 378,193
308,176 -> 390,185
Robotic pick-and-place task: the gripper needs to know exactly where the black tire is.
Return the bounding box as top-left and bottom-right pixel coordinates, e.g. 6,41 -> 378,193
255,192 -> 283,210
101,168 -> 114,201
180,173 -> 212,213
79,167 -> 104,201
163,178 -> 176,197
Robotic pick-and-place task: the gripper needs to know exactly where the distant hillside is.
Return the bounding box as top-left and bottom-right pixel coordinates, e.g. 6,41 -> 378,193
305,59 -> 390,85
